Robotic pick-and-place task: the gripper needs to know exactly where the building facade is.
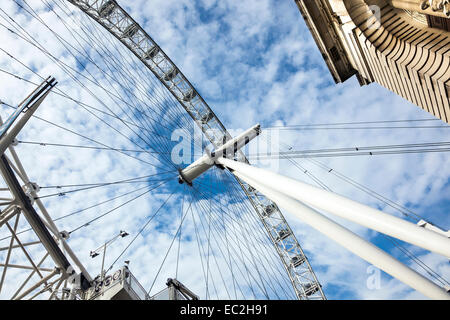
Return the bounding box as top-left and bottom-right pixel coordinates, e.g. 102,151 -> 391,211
295,0 -> 450,123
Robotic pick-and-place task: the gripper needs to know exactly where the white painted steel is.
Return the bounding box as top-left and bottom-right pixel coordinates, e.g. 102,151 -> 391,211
179,124 -> 260,184
228,169 -> 450,300
0,114 -> 93,284
217,157 -> 450,258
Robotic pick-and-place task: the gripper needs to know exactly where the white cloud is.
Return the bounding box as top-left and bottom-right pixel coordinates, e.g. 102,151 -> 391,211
0,0 -> 448,301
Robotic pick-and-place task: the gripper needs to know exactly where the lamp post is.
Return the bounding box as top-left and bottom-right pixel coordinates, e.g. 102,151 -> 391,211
90,230 -> 129,284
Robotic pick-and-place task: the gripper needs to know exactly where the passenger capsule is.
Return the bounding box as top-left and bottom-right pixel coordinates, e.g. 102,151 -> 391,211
291,254 -> 306,267
143,46 -> 160,60
266,204 -> 277,215
303,282 -> 320,296
276,228 -> 291,241
200,112 -> 213,124
182,89 -> 197,102
122,24 -> 139,39
163,68 -> 179,81
98,1 -> 115,18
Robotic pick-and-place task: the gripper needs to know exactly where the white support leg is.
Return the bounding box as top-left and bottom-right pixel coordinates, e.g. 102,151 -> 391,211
217,158 -> 450,258
228,169 -> 450,300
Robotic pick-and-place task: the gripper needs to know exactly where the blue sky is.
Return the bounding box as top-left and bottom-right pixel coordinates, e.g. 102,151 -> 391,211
108,0 -> 450,299
0,0 -> 448,300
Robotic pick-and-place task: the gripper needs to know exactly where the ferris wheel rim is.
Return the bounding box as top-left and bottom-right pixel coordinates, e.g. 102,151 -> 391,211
0,0 -> 324,300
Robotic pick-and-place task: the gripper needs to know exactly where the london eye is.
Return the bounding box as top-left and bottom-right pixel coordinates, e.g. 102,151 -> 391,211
0,0 -> 448,301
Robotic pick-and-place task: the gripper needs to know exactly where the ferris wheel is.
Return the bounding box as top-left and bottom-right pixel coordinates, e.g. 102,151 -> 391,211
0,0 -> 448,301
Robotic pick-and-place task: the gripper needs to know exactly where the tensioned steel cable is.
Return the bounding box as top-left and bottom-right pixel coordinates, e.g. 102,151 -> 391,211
2,0 -> 213,278
73,10 -> 198,144
202,174 -> 239,299
188,186 -> 260,299
0,3 -> 187,169
192,187 -> 274,299
0,8 -> 158,155
0,184 -> 160,243
276,143 -> 450,288
258,137 -> 450,292
266,119 -> 448,130
245,141 -> 450,156
259,132 -> 341,191
0,100 -> 168,170
184,183 -> 219,299
202,169 -> 298,298
0,58 -> 185,148
68,179 -> 172,234
52,0 -> 196,133
266,125 -> 449,130
273,138 -> 447,226
49,0 -> 203,155
386,236 -> 449,286
209,168 -> 295,293
187,188 -> 216,298
106,188 -> 178,275
268,119 -> 443,127
16,140 -> 170,155
35,177 -> 174,200
0,2 -> 414,300
245,147 -> 450,160
195,170 -> 292,260
304,157 -> 427,223
39,171 -> 175,189
196,169 -> 289,299
208,167 -> 284,299
0,66 -> 190,165
191,181 -> 284,299
3,0 -> 206,165
57,16 -> 186,164
73,3 -> 284,294
210,168 -> 294,299
0,0 -> 288,300
317,158 -> 444,285
193,173 -> 233,299
146,190 -> 192,296
175,183 -> 186,280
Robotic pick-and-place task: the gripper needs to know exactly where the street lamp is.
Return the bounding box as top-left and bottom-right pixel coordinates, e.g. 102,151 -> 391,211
90,230 -> 129,283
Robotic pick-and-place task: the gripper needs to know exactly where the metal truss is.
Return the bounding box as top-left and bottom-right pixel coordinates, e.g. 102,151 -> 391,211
66,0 -> 325,299
0,78 -> 92,300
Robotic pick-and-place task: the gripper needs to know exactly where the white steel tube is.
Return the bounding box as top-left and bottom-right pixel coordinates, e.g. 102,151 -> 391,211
232,170 -> 450,300
13,268 -> 59,300
217,158 -> 450,258
7,143 -> 93,283
179,124 -> 260,184
178,154 -> 213,185
0,89 -> 52,156
0,112 -> 94,283
210,123 -> 261,159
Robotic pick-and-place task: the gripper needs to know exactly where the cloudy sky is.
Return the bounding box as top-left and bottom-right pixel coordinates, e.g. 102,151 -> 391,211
0,0 -> 448,300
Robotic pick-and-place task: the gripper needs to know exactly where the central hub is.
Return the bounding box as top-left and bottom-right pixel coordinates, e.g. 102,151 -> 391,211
178,124 -> 261,185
